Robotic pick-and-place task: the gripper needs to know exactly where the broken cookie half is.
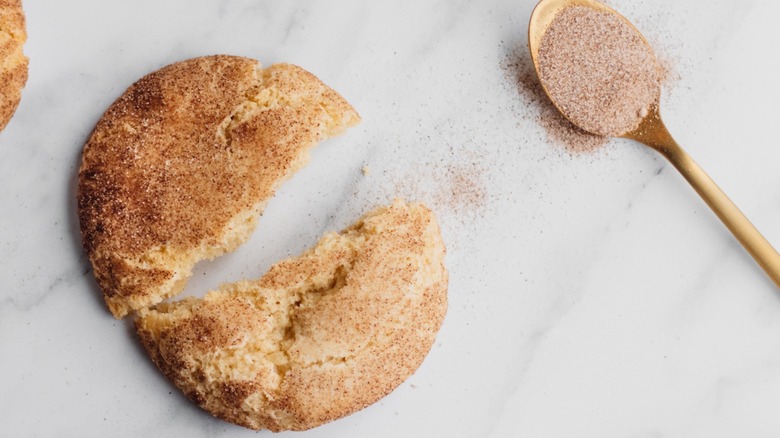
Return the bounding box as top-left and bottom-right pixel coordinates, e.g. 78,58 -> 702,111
136,200 -> 448,431
77,55 -> 360,318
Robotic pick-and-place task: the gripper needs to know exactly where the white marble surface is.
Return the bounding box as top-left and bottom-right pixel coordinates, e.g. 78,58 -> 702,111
2,0 -> 780,436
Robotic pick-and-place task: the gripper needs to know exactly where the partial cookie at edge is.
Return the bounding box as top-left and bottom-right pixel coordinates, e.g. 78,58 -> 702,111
0,0 -> 29,132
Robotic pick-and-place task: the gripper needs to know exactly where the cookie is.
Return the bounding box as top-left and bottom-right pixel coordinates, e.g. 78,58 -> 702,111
136,200 -> 448,431
78,55 -> 360,318
0,0 -> 29,132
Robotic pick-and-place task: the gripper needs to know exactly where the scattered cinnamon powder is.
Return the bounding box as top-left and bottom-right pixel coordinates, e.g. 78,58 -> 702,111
537,6 -> 661,137
393,161 -> 486,219
656,52 -> 681,91
433,165 -> 487,216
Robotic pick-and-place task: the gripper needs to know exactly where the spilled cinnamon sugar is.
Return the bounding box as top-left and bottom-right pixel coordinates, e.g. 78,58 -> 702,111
433,164 -> 487,216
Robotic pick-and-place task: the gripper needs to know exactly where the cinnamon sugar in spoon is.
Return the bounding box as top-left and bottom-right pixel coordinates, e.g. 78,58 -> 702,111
528,0 -> 780,287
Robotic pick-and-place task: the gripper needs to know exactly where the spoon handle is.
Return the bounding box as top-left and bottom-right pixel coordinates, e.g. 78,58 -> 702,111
657,140 -> 780,288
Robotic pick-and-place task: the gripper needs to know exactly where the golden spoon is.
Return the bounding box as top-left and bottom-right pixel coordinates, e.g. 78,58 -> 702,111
528,0 -> 780,288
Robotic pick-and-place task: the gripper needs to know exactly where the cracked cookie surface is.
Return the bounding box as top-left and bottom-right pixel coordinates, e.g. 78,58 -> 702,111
135,200 -> 448,431
77,55 -> 360,318
0,0 -> 28,132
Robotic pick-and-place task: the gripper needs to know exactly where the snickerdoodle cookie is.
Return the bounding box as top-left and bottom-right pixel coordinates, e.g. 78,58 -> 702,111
78,55 -> 360,318
136,200 -> 448,431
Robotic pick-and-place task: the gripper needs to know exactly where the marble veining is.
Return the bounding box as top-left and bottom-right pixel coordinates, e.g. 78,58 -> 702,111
1,0 -> 779,437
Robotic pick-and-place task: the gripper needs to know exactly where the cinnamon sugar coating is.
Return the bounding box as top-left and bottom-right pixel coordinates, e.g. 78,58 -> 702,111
136,200 -> 448,431
77,55 -> 360,318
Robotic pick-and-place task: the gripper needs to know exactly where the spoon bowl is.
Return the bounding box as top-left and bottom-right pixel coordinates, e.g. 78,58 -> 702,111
528,0 -> 780,288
